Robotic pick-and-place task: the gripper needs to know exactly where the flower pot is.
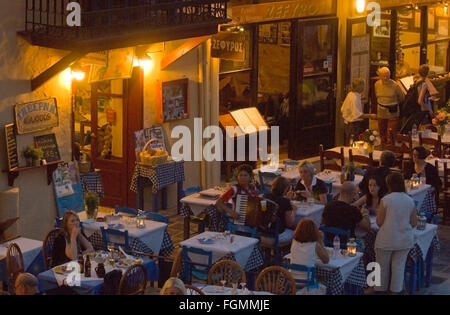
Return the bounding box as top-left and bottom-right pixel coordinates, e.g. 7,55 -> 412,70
33,159 -> 41,167
86,207 -> 98,220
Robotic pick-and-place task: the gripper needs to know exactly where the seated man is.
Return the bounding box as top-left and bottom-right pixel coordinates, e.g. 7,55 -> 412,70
322,182 -> 371,244
15,273 -> 40,295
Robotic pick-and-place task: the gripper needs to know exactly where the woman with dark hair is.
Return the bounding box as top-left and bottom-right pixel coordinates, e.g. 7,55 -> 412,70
353,175 -> 387,216
52,211 -> 94,267
216,164 -> 260,226
290,219 -> 329,280
375,172 -> 417,294
260,177 -> 295,245
404,146 -> 442,194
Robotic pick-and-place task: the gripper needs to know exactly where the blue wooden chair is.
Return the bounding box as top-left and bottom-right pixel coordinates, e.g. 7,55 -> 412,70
226,222 -> 258,238
282,263 -> 318,291
258,171 -> 278,195
146,212 -> 169,224
181,247 -> 213,284
100,226 -> 130,251
114,205 -> 138,216
319,226 -> 351,249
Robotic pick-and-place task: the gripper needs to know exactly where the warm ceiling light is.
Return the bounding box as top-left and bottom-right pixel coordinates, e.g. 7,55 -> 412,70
356,0 -> 366,13
134,47 -> 154,70
445,3 -> 449,15
70,63 -> 85,81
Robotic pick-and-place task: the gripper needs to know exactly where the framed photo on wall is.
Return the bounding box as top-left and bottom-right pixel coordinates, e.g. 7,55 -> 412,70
279,22 -> 291,46
258,23 -> 278,44
373,20 -> 391,38
161,79 -> 189,122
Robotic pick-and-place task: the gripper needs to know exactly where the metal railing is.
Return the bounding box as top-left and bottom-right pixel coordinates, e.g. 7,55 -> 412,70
24,0 -> 228,41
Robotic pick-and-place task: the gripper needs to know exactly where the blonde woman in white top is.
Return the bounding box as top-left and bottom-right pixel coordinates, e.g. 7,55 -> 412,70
290,219 -> 329,280
375,172 -> 417,294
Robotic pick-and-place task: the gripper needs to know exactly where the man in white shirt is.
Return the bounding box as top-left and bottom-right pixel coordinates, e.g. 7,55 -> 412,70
341,78 -> 376,145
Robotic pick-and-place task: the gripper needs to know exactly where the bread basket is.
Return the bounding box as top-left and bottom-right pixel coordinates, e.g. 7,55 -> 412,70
139,139 -> 168,166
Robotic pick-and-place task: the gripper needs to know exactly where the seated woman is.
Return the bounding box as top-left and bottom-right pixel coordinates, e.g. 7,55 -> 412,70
160,277 -> 186,295
287,161 -> 328,205
404,146 -> 442,195
353,175 -> 386,217
290,219 -> 329,280
52,211 -> 94,267
216,164 -> 261,227
260,177 -> 295,245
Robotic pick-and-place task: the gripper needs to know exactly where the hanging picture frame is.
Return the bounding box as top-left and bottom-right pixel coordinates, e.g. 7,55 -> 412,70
373,19 -> 391,38
258,23 -> 278,44
279,22 -> 291,46
161,79 -> 189,123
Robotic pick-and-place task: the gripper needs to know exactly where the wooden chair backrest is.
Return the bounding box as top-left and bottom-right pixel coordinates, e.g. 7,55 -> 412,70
207,259 -> 246,286
170,248 -> 183,278
419,133 -> 442,158
43,228 -> 62,270
118,264 -> 147,295
6,243 -> 24,295
319,145 -> 344,172
349,149 -> 374,168
255,266 -> 296,295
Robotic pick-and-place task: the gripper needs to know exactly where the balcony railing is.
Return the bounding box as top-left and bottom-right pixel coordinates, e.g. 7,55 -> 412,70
22,0 -> 229,49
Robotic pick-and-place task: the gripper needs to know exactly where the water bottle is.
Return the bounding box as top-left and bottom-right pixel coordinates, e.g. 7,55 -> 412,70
333,235 -> 340,257
412,124 -> 418,139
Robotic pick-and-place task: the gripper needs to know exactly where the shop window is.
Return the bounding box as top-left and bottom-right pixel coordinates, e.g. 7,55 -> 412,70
300,77 -> 332,128
371,10 -> 392,68
73,80 -> 92,161
302,24 -> 332,76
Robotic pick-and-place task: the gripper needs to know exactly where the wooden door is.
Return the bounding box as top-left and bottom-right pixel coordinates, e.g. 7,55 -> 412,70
289,18 -> 339,159
91,79 -> 128,207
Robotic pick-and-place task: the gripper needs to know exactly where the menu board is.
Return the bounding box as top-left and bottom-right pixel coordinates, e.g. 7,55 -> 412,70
34,133 -> 61,162
4,124 -> 19,170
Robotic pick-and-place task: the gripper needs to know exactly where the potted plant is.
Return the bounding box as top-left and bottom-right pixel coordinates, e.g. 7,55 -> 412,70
432,108 -> 449,137
22,146 -> 35,167
32,148 -> 44,166
359,129 -> 380,153
85,192 -> 99,219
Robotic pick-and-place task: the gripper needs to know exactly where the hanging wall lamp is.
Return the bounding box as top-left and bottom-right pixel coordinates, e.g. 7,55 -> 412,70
70,63 -> 85,81
356,0 -> 366,13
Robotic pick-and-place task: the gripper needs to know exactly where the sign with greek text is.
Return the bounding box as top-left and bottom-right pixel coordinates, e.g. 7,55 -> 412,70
15,98 -> 59,134
231,0 -> 335,24
211,32 -> 246,62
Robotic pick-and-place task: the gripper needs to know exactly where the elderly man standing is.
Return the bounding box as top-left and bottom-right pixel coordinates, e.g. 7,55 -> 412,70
375,67 -> 405,145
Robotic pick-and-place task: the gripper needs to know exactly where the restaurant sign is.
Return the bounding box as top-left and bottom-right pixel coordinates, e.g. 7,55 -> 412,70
231,0 -> 336,24
211,32 -> 246,62
15,98 -> 59,134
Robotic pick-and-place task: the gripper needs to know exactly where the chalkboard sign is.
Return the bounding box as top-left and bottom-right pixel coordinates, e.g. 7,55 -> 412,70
4,124 -> 19,170
34,133 -> 61,162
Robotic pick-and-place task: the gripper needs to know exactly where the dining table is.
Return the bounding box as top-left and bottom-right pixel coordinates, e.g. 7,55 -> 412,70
284,250 -> 367,295
291,200 -> 325,226
179,231 -> 264,275
79,212 -> 174,257
37,252 -> 158,295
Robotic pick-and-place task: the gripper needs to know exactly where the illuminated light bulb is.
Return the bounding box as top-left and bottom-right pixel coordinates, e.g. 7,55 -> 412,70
356,0 -> 366,13
70,64 -> 86,81
139,54 -> 153,70
445,3 -> 449,15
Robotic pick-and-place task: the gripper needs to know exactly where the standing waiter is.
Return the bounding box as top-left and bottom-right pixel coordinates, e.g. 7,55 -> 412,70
375,67 -> 405,146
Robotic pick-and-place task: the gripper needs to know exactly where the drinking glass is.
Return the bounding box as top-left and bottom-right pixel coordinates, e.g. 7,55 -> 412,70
240,282 -> 247,294
220,280 -> 226,292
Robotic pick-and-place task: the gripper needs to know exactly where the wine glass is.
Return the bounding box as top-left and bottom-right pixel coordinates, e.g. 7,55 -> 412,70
220,280 -> 226,292
240,282 -> 247,294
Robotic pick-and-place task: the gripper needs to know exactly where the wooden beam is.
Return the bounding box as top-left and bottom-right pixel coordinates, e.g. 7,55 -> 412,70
31,51 -> 87,91
160,36 -> 210,70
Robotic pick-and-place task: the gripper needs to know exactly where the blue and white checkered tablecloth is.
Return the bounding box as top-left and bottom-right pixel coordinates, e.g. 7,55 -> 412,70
418,189 -> 436,215
130,161 -> 185,193
180,204 -> 225,232
87,230 -> 174,258
316,259 -> 367,295
80,172 -> 104,198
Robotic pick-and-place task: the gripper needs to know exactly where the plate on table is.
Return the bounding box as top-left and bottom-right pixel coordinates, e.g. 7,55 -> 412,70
116,259 -> 134,269
198,238 -> 214,244
107,223 -> 124,229
53,264 -> 71,275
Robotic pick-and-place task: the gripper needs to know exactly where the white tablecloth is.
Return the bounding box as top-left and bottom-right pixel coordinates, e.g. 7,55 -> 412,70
193,283 -> 273,295
285,251 -> 363,283
180,231 -> 259,268
79,212 -> 167,255
292,201 -> 325,226
180,194 -> 218,216
0,237 -> 42,271
426,157 -> 450,177
407,184 -> 431,210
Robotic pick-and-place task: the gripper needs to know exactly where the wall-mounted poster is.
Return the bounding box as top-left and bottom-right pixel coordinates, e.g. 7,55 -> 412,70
4,124 -> 19,170
34,133 -> 61,162
280,22 -> 291,46
373,20 -> 391,38
89,47 -> 135,83
259,23 -> 278,44
161,79 -> 189,122
134,126 -> 167,160
15,98 -> 59,134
